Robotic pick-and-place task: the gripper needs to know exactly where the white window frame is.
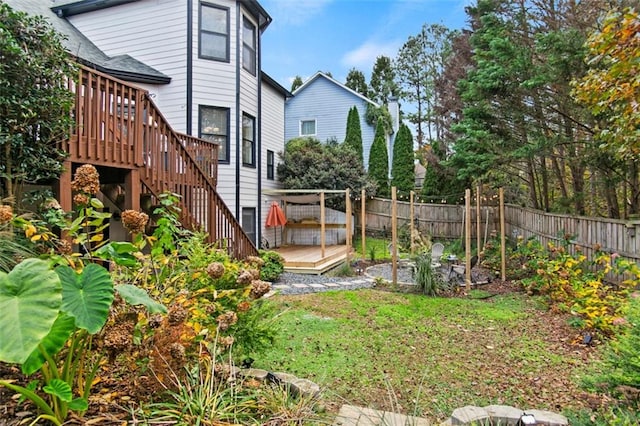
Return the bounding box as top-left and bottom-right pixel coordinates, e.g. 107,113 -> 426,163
300,119 -> 316,136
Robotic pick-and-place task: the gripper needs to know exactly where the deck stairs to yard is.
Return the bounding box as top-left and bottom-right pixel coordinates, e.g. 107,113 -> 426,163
57,65 -> 257,259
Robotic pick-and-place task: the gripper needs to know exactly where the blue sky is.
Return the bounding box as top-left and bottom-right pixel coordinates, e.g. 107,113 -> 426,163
260,0 -> 473,90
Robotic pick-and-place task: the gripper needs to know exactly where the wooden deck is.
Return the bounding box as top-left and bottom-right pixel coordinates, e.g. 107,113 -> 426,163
273,245 -> 351,274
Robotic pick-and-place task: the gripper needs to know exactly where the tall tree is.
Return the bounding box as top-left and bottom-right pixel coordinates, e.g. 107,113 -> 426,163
369,56 -> 398,105
573,8 -> 640,160
572,7 -> 640,214
0,2 -> 76,206
343,106 -> 363,163
277,137 -> 375,209
368,120 -> 389,197
345,68 -> 368,97
290,75 -> 303,92
390,124 -> 415,194
394,24 -> 452,148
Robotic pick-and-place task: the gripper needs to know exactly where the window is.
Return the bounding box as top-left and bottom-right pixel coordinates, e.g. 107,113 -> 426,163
199,3 -> 229,61
199,106 -> 229,163
242,207 -> 256,245
266,150 -> 275,180
242,17 -> 256,75
300,119 -> 316,136
242,113 -> 255,167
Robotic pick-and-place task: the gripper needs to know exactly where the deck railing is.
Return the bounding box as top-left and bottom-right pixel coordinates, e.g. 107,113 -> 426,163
64,65 -> 257,259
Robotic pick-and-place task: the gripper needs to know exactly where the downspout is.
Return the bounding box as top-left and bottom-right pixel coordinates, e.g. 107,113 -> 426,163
235,2 -> 241,218
186,0 -> 193,134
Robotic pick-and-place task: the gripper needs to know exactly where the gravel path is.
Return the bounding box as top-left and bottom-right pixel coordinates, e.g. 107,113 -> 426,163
270,262 -> 418,295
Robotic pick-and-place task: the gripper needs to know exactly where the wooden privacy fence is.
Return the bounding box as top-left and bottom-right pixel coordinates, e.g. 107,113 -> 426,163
362,198 -> 640,265
504,205 -> 640,264
363,197 -> 499,243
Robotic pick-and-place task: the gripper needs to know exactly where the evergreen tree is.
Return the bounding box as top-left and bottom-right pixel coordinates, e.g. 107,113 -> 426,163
345,68 -> 368,97
0,2 -> 76,205
369,56 -> 398,105
290,75 -> 303,92
343,106 -> 363,163
368,120 -> 389,197
391,124 -> 415,194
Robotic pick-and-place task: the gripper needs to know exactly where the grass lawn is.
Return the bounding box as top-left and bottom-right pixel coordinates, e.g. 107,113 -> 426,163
253,289 -> 599,422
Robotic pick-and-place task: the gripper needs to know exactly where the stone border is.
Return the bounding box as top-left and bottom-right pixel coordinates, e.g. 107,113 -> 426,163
445,404 -> 568,426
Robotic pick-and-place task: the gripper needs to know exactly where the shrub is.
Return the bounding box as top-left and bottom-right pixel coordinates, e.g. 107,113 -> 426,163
259,250 -> 284,282
414,252 -> 446,296
521,243 -> 640,336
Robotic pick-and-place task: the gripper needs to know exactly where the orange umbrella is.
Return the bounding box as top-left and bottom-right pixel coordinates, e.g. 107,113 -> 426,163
265,202 -> 287,247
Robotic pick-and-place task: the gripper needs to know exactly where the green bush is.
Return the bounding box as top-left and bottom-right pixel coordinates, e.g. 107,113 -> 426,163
259,250 -> 284,282
584,294 -> 640,400
414,252 -> 446,296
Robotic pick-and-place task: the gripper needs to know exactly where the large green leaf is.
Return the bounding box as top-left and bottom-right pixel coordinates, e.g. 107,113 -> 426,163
43,378 -> 72,402
0,259 -> 61,364
22,313 -> 75,375
56,264 -> 114,334
116,284 -> 167,314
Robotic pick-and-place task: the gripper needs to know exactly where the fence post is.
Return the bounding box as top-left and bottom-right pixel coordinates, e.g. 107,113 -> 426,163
465,189 -> 471,291
500,188 -> 506,281
361,189 -> 366,260
392,186 -> 398,286
410,190 -> 415,255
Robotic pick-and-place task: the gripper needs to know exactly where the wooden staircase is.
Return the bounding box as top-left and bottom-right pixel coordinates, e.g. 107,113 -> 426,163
56,65 -> 258,259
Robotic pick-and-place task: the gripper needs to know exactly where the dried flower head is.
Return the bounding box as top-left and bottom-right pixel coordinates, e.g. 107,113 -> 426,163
56,239 -> 72,255
216,311 -> 238,331
167,304 -> 188,325
0,205 -> 13,224
71,164 -> 100,195
73,193 -> 90,206
237,269 -> 254,285
250,280 -> 271,299
219,336 -> 235,348
148,315 -> 163,329
246,256 -> 265,267
237,301 -> 251,312
206,262 -> 225,279
43,198 -> 62,210
169,342 -> 186,361
121,209 -> 149,234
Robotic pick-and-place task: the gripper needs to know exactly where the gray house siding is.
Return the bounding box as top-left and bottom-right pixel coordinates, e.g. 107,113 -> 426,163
284,73 -> 377,168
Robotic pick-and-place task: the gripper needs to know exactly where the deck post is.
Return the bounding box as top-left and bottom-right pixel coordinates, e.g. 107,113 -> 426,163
124,168 -> 141,212
55,160 -> 73,213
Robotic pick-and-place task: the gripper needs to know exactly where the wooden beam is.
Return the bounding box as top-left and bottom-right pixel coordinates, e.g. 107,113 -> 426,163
476,184 -> 481,259
392,186 -> 398,285
345,188 -> 352,262
500,187 -> 506,281
54,160 -> 73,213
361,189 -> 366,261
410,190 -> 415,255
124,168 -> 141,211
320,191 -> 326,258
465,188 -> 471,291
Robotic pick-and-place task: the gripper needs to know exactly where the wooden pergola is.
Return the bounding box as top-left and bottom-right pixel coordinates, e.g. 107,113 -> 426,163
262,189 -> 352,274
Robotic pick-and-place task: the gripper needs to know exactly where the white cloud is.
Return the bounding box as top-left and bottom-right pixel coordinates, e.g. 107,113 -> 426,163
341,40 -> 402,71
264,0 -> 334,26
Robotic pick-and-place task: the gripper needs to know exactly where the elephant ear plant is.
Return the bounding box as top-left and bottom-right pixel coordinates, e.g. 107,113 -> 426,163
0,258 -> 163,425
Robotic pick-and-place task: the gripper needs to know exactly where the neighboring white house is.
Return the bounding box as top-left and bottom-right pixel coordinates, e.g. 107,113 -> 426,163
9,0 -> 290,247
